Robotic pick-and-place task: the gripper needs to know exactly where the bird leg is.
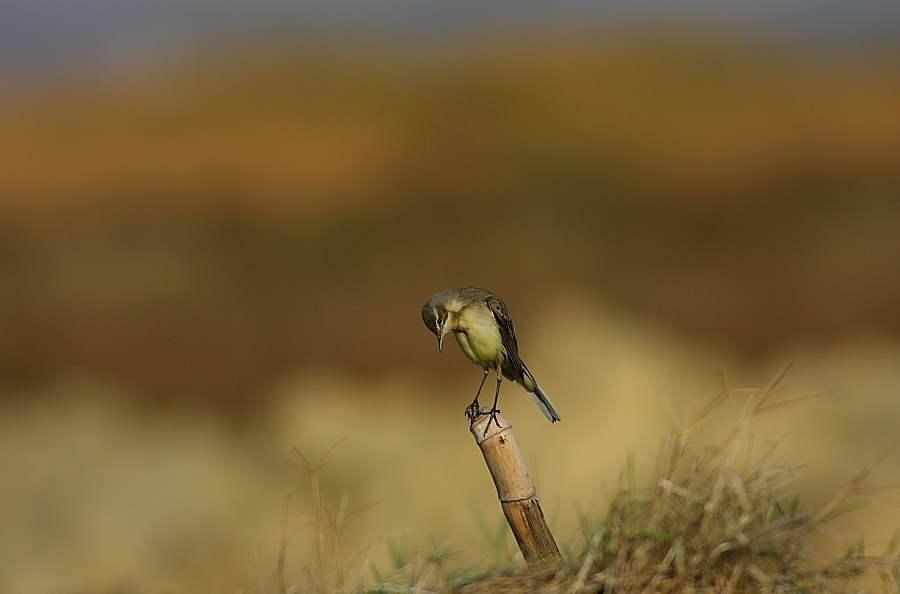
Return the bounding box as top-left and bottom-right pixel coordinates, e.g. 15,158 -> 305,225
465,368 -> 491,422
483,373 -> 503,435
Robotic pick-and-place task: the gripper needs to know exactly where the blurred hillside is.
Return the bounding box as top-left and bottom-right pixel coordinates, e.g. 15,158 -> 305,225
0,33 -> 898,418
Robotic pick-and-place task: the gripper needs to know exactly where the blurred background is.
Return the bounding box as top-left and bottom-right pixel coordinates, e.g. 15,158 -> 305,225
2,1 -> 900,592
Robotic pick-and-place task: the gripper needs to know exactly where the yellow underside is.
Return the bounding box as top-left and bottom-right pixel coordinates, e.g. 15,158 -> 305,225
452,306 -> 504,369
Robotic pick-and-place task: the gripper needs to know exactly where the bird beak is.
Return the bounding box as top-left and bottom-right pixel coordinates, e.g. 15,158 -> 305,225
437,334 -> 444,351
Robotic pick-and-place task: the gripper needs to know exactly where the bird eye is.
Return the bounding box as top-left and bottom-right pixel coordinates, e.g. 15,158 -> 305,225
437,316 -> 444,325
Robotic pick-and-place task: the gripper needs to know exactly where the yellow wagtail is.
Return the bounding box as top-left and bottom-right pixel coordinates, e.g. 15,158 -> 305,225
422,287 -> 560,427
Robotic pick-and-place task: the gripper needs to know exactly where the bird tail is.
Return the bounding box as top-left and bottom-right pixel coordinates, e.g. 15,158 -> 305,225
522,368 -> 561,423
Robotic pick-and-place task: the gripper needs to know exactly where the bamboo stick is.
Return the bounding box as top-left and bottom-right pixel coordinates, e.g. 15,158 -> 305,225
468,410 -> 562,565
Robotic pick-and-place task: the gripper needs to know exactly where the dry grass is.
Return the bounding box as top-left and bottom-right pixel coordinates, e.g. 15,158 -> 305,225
265,365 -> 900,594
268,440 -> 380,594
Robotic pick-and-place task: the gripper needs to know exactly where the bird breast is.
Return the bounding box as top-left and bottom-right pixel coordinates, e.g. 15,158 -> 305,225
452,306 -> 504,369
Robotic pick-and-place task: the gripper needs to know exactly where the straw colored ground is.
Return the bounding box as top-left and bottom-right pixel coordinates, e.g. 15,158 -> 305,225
3,297 -> 899,593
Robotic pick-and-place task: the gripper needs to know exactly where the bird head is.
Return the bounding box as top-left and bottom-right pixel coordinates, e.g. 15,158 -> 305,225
421,300 -> 450,351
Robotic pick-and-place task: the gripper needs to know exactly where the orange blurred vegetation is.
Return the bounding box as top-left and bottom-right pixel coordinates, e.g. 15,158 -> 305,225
0,33 -> 899,418
2,35 -> 899,218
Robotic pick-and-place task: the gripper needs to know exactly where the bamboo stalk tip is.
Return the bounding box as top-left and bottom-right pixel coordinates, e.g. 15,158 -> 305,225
468,411 -> 511,443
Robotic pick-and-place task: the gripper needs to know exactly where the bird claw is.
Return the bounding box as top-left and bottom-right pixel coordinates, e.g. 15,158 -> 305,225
466,401 -> 501,435
483,407 -> 501,436
464,400 -> 483,423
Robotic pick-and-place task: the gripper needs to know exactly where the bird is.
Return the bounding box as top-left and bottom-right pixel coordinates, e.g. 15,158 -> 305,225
421,287 -> 560,428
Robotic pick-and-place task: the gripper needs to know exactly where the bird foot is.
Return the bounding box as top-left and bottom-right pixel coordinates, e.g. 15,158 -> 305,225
483,407 -> 501,436
466,401 -> 501,435
465,400 -> 487,423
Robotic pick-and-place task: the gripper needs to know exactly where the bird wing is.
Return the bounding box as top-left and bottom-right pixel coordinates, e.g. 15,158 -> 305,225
485,295 -> 525,383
